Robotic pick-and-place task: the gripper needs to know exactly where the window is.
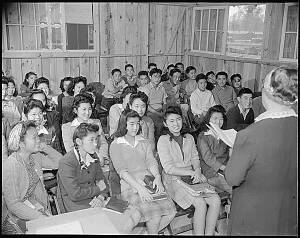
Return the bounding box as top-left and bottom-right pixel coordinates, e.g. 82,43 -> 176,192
4,2 -> 94,51
192,7 -> 226,53
227,5 -> 266,58
191,4 -> 266,59
280,3 -> 298,61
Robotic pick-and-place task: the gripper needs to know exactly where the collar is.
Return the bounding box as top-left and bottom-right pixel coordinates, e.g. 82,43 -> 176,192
150,82 -> 163,89
73,148 -> 96,167
71,118 -> 94,127
114,135 -> 146,148
238,104 -> 250,116
255,108 -> 298,123
37,125 -> 49,135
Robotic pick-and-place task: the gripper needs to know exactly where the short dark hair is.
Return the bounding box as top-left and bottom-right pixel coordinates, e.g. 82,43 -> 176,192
206,71 -> 215,78
23,71 -> 37,88
66,76 -> 87,96
113,109 -> 141,138
34,77 -> 50,90
170,68 -> 181,77
167,64 -> 175,70
60,77 -> 73,92
148,63 -> 157,69
185,66 -> 196,75
73,123 -> 99,145
162,105 -> 189,137
129,91 -> 149,113
23,99 -> 45,115
119,86 -> 138,103
237,87 -> 253,97
199,105 -> 227,132
72,93 -> 94,111
125,64 -> 134,71
230,74 -> 242,83
6,77 -> 18,97
28,89 -> 50,110
195,73 -> 207,83
175,62 -> 184,68
111,68 -> 121,76
149,68 -> 162,77
80,84 -> 97,99
138,71 -> 148,77
2,76 -> 8,86
216,71 -> 228,79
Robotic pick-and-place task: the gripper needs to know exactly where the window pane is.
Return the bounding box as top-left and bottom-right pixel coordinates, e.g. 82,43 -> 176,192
7,26 -> 21,50
6,3 -> 20,24
22,26 -> 36,50
88,25 -> 94,48
39,27 -> 49,49
78,24 -> 89,49
66,23 -> 78,50
209,9 -> 217,30
35,3 -> 47,24
200,31 -> 208,50
52,27 -> 62,49
286,5 -> 298,32
208,31 -> 215,51
217,9 -> 225,30
50,3 -> 61,25
227,4 -> 266,57
193,31 -> 200,50
202,10 -> 209,30
20,3 -> 35,25
216,31 -> 223,52
283,33 -> 296,58
194,10 -> 201,30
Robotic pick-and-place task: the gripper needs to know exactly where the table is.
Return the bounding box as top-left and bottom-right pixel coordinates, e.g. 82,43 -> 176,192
26,207 -> 133,235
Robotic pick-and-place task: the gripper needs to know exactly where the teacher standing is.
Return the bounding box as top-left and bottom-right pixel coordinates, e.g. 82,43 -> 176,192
224,66 -> 298,235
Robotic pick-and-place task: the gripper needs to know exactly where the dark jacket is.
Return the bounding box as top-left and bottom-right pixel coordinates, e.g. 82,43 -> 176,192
57,149 -> 109,213
226,105 -> 254,131
197,131 -> 229,179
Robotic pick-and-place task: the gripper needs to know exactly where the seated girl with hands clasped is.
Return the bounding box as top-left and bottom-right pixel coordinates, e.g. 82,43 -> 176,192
109,109 -> 176,234
157,105 -> 221,235
57,123 -> 110,213
2,120 -> 63,233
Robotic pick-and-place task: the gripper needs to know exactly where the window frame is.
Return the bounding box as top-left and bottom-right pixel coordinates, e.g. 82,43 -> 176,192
279,3 -> 298,62
3,2 -> 96,53
191,4 -> 267,60
191,6 -> 228,56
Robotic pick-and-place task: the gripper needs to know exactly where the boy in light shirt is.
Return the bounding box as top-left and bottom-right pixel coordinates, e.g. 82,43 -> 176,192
190,73 -> 216,126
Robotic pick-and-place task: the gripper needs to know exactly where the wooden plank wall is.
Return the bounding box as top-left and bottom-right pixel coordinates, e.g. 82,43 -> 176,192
2,3 -> 186,95
2,3 -> 297,95
186,3 -> 297,92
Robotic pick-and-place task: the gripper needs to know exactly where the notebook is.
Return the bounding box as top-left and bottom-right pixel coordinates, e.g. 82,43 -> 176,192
177,179 -> 216,197
143,175 -> 168,201
104,197 -> 129,214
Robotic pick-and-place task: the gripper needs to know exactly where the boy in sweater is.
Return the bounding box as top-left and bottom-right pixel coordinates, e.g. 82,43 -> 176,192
212,71 -> 238,112
190,73 -> 216,126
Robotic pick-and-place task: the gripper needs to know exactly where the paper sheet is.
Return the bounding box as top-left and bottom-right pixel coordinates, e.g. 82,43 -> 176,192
35,220 -> 84,234
208,123 -> 237,148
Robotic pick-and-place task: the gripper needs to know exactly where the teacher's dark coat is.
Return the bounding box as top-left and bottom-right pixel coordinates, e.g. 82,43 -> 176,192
225,116 -> 297,235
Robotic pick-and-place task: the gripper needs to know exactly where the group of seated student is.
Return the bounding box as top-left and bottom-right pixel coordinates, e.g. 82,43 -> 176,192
3,61 -> 293,235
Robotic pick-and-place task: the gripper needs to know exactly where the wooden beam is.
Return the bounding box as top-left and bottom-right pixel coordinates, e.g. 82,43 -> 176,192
188,51 -> 298,67
2,52 -> 184,59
